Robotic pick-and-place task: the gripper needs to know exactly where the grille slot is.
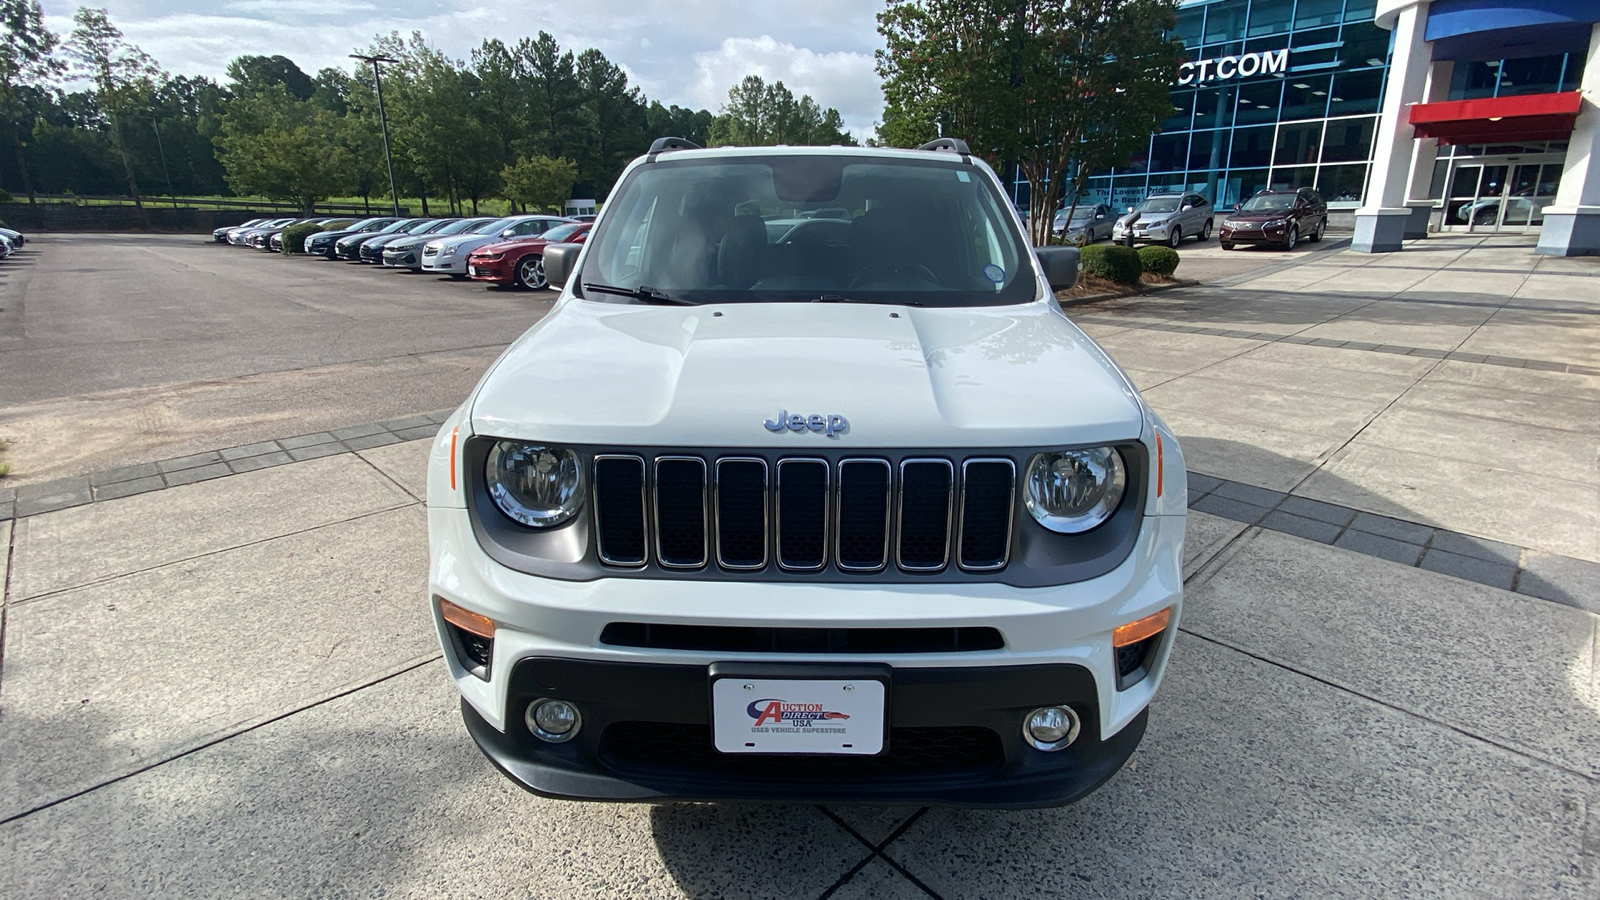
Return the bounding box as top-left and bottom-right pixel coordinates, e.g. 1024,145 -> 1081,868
958,459 -> 1015,571
836,459 -> 892,572
714,458 -> 768,570
654,457 -> 708,568
776,459 -> 828,571
593,455 -> 647,566
897,459 -> 954,572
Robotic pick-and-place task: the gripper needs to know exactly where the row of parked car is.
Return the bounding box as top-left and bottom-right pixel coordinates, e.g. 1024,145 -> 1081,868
0,224 -> 25,259
211,213 -> 595,290
1048,187 -> 1330,251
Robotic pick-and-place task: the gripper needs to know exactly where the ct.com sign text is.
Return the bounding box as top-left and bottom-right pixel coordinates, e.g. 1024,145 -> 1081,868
1176,48 -> 1289,85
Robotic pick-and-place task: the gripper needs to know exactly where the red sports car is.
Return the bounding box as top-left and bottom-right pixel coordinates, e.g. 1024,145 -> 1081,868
467,222 -> 592,289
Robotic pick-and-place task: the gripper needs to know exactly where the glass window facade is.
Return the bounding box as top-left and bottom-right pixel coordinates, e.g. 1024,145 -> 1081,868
1076,0 -> 1393,210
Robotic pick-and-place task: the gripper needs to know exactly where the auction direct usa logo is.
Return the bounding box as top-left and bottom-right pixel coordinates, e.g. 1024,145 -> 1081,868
747,699 -> 851,728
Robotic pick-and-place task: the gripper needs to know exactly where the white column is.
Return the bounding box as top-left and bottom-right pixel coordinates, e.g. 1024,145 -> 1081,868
1353,0 -> 1432,252
1536,23 -> 1600,255
1400,59 -> 1454,237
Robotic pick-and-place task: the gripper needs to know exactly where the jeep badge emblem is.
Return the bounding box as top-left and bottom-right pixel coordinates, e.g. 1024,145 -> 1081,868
764,409 -> 848,438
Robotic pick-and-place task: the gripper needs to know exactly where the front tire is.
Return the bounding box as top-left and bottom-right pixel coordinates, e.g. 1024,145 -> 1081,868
1284,226 -> 1299,251
514,254 -> 547,290
1167,227 -> 1182,249
1199,219 -> 1212,241
1221,241 -> 1235,251
1309,218 -> 1325,242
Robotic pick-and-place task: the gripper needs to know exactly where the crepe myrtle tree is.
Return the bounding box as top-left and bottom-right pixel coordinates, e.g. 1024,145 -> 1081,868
500,154 -> 577,214
877,0 -> 1182,246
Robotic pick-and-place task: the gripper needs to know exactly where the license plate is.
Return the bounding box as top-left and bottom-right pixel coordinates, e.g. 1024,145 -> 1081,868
712,677 -> 886,754
469,266 -> 486,276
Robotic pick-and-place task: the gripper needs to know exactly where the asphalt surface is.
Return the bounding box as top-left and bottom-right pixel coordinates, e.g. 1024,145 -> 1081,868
0,234 -> 553,483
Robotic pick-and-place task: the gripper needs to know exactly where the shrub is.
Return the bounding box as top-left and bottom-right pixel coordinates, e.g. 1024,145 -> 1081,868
280,222 -> 322,254
1137,245 -> 1181,277
1080,244 -> 1142,285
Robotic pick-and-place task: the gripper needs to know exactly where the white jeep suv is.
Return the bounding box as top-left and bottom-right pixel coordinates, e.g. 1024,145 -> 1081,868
426,138 -> 1187,807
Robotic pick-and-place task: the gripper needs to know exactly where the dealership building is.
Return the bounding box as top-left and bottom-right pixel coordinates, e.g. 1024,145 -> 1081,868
1073,0 -> 1600,255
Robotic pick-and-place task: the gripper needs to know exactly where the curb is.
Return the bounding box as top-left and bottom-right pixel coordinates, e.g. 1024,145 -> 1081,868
1057,278 -> 1198,308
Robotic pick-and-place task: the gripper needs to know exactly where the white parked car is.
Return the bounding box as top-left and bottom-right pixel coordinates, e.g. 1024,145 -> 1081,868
420,215 -> 573,277
0,225 -> 26,248
425,138 -> 1186,806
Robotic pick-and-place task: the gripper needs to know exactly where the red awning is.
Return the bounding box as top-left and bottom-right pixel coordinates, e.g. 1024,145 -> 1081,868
1409,91 -> 1584,145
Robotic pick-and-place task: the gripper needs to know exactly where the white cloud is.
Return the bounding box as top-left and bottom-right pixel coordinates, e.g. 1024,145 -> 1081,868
689,35 -> 882,140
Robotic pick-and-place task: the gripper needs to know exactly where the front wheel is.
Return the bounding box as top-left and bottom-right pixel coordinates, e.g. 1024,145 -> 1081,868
514,254 -> 547,290
1284,226 -> 1299,251
1309,218 -> 1325,242
1221,241 -> 1235,251
1199,219 -> 1212,241
1167,227 -> 1182,249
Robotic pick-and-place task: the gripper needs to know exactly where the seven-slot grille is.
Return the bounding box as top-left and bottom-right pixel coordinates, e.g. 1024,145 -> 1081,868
592,455 -> 1015,574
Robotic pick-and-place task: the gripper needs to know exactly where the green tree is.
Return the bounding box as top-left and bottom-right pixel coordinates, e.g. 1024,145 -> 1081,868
645,101 -> 714,146
877,0 -> 1182,244
226,54 -> 314,100
500,154 -> 577,213
574,47 -> 645,198
215,85 -> 349,209
65,7 -> 163,209
0,0 -> 63,204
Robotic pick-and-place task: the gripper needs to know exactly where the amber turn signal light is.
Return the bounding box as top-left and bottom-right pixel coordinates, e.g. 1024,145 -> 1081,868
1113,608 -> 1171,647
439,598 -> 495,639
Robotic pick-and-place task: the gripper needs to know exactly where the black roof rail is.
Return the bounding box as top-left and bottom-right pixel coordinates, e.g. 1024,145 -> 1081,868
647,136 -> 701,161
915,137 -> 972,158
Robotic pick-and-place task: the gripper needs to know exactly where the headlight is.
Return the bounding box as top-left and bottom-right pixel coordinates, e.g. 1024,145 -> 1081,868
1024,448 -> 1126,534
485,441 -> 584,528
1264,218 -> 1286,228
477,252 -> 503,262
441,245 -> 457,257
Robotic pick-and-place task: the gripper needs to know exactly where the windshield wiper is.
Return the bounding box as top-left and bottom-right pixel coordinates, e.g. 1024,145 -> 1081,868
814,294 -> 923,306
582,283 -> 697,306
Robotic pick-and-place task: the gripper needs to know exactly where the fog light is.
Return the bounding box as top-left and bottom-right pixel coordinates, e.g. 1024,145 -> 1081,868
526,699 -> 581,743
1023,706 -> 1081,752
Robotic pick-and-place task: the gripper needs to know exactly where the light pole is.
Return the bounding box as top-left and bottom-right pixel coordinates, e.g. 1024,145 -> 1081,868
149,115 -> 179,210
350,53 -> 402,217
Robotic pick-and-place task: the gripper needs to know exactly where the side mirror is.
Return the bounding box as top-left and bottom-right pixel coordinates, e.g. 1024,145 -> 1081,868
1034,246 -> 1080,292
1126,206 -> 1135,213
1181,204 -> 1193,211
543,243 -> 583,290
1233,203 -> 1242,210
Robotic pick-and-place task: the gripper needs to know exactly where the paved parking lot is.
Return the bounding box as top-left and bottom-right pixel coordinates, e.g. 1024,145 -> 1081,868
1,233 -> 1597,897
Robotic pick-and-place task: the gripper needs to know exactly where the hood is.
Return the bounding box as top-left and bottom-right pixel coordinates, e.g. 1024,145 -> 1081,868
431,233 -> 497,250
386,234 -> 439,251
1225,209 -> 1288,221
470,299 -> 1145,449
470,236 -> 558,257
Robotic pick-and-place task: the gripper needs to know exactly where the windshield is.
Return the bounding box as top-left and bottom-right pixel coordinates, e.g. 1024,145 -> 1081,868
1056,208 -> 1098,224
434,218 -> 488,236
377,219 -> 416,233
541,223 -> 586,242
472,217 -> 521,235
417,219 -> 458,233
1240,194 -> 1296,211
579,154 -> 1035,307
358,219 -> 396,232
1134,197 -> 1181,214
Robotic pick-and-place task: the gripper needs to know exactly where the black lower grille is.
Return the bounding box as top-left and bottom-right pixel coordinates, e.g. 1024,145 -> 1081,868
599,622 -> 1005,653
1115,634 -> 1161,690
600,723 -> 1004,780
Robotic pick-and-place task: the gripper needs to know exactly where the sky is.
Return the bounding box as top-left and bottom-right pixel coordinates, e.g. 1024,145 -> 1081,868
40,0 -> 891,141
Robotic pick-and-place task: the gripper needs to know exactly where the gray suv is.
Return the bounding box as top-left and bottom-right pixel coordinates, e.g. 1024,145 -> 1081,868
1112,192 -> 1214,248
